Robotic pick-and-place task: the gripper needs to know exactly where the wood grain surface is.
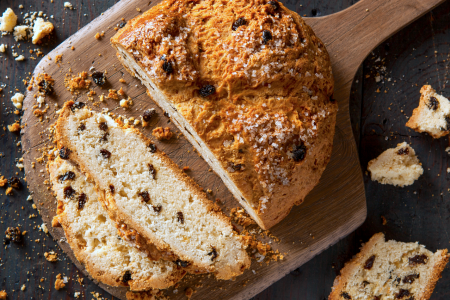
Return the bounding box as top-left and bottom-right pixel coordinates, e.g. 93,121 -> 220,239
1,0 -> 450,299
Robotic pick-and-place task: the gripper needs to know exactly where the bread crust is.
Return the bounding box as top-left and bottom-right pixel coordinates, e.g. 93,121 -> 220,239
111,0 -> 336,229
55,101 -> 250,280
48,158 -> 185,291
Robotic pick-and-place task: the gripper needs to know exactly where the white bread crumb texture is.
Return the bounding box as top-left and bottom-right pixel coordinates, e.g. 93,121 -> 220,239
335,234 -> 444,300
367,142 -> 423,187
49,158 -> 179,289
0,8 -> 17,32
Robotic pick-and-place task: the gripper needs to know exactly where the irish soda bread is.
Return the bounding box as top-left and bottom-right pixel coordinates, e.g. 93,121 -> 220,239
111,0 -> 336,229
329,233 -> 449,300
367,142 -> 423,187
55,101 -> 250,280
406,85 -> 450,138
48,157 -> 184,290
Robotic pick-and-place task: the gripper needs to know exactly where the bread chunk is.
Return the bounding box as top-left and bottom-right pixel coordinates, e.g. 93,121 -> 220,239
0,8 -> 17,32
111,0 -> 336,229
367,142 -> 423,187
55,101 -> 250,280
329,233 -> 449,300
49,157 -> 184,291
406,85 -> 450,138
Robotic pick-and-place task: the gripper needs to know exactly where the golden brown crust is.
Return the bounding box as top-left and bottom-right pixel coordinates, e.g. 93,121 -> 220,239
55,101 -> 250,280
48,158 -> 185,290
419,249 -> 450,300
111,0 -> 336,229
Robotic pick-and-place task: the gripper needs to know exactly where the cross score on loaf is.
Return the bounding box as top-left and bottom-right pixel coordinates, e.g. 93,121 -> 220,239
111,0 -> 336,229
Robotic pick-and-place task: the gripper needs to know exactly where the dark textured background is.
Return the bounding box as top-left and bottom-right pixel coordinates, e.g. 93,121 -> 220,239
0,0 -> 449,299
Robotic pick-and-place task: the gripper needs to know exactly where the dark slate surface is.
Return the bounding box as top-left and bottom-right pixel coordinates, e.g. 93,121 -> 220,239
0,0 -> 449,299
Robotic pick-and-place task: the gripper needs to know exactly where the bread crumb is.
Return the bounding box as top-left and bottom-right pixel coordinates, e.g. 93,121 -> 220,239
0,44 -> 6,52
15,55 -> 25,61
55,274 -> 65,290
32,18 -> 54,44
11,93 -> 24,109
381,216 -> 387,225
7,122 -> 20,132
119,78 -> 126,83
13,25 -> 29,41
183,166 -> 189,171
21,284 -> 26,291
107,89 -> 118,99
55,54 -> 62,63
185,288 -> 194,299
0,8 -> 17,32
64,2 -> 73,9
44,251 -> 58,262
0,176 -> 7,187
0,290 -> 7,299
120,99 -> 129,108
152,127 -> 173,140
95,32 -> 100,39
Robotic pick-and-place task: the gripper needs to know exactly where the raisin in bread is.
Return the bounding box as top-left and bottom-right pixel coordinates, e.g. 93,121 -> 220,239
48,157 -> 184,291
367,142 -> 423,187
55,101 -> 250,280
329,233 -> 449,300
110,0 -> 336,230
406,85 -> 450,138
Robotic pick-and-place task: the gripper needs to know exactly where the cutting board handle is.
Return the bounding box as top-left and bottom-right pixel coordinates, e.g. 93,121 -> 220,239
304,0 -> 446,102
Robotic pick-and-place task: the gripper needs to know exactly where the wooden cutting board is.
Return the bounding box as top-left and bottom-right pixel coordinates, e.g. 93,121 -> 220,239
21,0 -> 446,299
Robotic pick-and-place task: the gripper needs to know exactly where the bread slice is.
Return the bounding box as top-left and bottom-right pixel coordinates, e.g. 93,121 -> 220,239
55,101 -> 250,280
110,0 -> 337,230
367,142 -> 423,187
329,233 -> 449,300
48,157 -> 185,291
406,85 -> 450,138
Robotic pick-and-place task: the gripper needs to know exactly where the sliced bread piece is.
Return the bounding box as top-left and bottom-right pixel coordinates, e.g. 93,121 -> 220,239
55,101 -> 251,280
48,157 -> 185,291
329,233 -> 449,300
406,85 -> 450,138
111,0 -> 337,230
367,142 -> 423,187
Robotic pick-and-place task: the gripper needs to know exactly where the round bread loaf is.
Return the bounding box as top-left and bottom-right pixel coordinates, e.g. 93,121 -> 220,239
112,0 -> 336,229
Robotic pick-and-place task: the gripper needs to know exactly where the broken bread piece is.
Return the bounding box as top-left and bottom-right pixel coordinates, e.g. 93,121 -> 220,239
367,142 -> 423,187
49,157 -> 185,291
55,101 -> 250,280
406,85 -> 450,138
329,233 -> 449,300
110,0 -> 337,230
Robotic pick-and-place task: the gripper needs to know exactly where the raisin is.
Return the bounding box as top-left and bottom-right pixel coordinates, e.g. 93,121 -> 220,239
78,124 -> 86,132
122,271 -> 132,283
142,109 -> 156,122
232,17 -> 247,31
148,164 -> 156,179
138,191 -> 150,203
409,254 -> 428,265
229,162 -> 244,171
59,147 -> 71,160
330,96 -> 336,102
364,255 -> 375,270
109,184 -> 115,194
5,227 -> 21,244
262,30 -> 272,44
58,171 -> 75,182
148,142 -> 157,153
78,193 -> 87,210
268,1 -> 279,10
395,289 -> 410,299
427,97 -> 439,110
118,21 -> 126,28
164,111 -> 170,118
175,259 -> 190,267
92,71 -> 107,86
199,85 -> 215,97
152,204 -> 162,213
162,61 -> 173,74
402,274 -> 419,284
397,148 -> 409,155
292,144 -> 306,162
362,280 -> 370,286
8,177 -> 21,189
99,122 -> 108,131
177,212 -> 184,224
100,149 -> 111,159
99,132 -> 109,142
64,186 -> 76,199
341,292 -> 351,299
70,101 -> 85,112
207,246 -> 218,261
38,79 -> 54,95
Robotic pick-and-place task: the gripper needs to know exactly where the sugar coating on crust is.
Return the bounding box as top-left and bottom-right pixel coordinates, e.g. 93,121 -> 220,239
55,102 -> 250,280
367,142 -> 423,187
406,85 -> 450,139
111,0 -> 336,229
48,157 -> 184,291
329,233 -> 449,300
